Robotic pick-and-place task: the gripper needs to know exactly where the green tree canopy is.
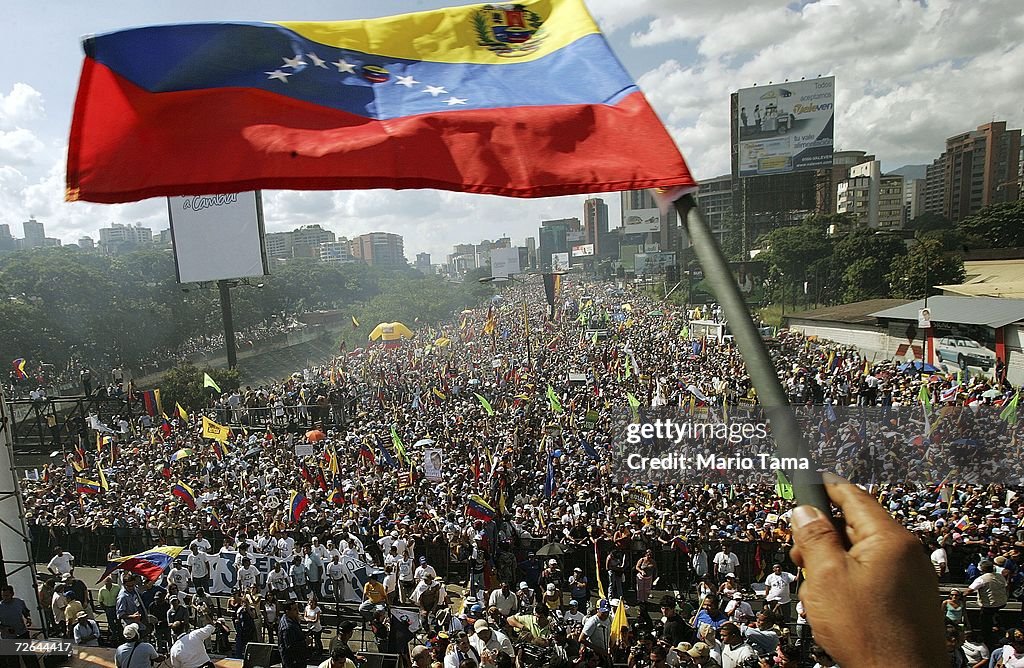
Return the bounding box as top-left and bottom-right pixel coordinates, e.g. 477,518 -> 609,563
956,200 -> 1024,249
886,237 -> 965,299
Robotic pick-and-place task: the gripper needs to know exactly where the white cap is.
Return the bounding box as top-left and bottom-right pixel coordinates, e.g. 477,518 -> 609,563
123,624 -> 140,640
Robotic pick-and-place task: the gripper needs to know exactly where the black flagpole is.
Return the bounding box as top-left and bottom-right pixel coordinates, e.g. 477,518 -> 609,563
674,194 -> 831,515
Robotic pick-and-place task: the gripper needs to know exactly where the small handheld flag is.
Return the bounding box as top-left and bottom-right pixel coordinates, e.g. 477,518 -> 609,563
75,477 -> 102,495
201,416 -> 231,443
546,385 -> 563,413
12,358 -> 27,380
1000,391 -> 1020,425
171,481 -> 197,509
474,393 -> 495,416
289,490 -> 309,523
774,470 -> 794,501
466,494 -> 496,522
203,373 -> 222,393
390,426 -> 409,465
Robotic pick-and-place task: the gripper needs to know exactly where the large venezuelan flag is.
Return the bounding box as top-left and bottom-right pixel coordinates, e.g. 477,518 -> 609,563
97,546 -> 185,583
66,0 -> 695,203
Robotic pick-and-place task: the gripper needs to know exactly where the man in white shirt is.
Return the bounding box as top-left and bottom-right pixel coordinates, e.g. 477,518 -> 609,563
579,599 -> 612,663
326,555 -> 346,604
267,561 -> 291,598
488,582 -> 518,617
168,619 -> 220,668
311,538 -> 330,562
414,556 -> 437,583
763,564 -> 798,620
968,560 -> 1009,648
712,545 -> 739,583
929,541 -> 948,581
378,531 -> 399,556
563,600 -> 585,626
718,622 -> 757,668
469,619 -> 514,660
443,632 -> 481,668
186,547 -> 210,593
398,555 -> 415,603
47,548 -> 75,577
724,592 -> 754,624
167,561 -> 191,594
236,558 -> 260,592
188,532 -> 212,554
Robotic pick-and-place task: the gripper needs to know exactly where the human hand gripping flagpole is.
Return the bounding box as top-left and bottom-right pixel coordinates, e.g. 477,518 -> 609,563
669,194 -> 831,517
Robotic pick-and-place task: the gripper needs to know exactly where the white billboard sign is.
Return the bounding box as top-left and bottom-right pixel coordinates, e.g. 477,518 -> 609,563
634,252 -> 676,276
551,252 -> 570,272
490,247 -> 521,278
623,209 -> 661,234
572,244 -> 595,257
168,191 -> 269,283
736,76 -> 835,177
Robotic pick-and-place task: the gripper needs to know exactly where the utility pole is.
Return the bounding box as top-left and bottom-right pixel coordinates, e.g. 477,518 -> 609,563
218,280 -> 238,369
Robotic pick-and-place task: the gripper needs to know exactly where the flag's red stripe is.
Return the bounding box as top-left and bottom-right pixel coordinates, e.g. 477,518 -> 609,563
68,59 -> 695,204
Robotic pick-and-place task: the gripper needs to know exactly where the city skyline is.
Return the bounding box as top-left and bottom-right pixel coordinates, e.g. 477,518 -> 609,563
0,0 -> 1020,261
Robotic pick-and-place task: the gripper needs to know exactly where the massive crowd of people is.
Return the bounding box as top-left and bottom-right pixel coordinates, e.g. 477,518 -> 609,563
11,278 -> 1024,666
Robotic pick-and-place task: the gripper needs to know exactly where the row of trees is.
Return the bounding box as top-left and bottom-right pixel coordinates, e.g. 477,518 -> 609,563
756,200 -> 1024,306
0,246 -> 491,380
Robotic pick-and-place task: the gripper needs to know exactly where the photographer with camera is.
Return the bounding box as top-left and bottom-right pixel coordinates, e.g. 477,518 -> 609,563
508,604 -> 555,667
626,632 -> 655,668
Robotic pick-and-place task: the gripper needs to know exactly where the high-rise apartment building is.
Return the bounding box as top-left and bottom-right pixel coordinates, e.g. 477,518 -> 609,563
583,197 -> 609,256
924,121 -> 1021,223
318,240 -> 356,263
696,175 -> 733,242
350,232 -> 405,268
22,219 -> 45,249
619,190 -> 681,257
98,222 -> 152,253
836,161 -> 905,229
0,224 -> 14,253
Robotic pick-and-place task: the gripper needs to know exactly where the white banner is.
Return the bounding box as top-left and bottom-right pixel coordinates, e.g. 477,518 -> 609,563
208,551 -> 377,602
168,191 -> 269,283
490,247 -> 521,279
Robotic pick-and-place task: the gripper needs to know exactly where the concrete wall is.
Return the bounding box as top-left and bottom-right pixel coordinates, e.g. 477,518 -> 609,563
786,320 -> 891,360
789,317 -> 1024,386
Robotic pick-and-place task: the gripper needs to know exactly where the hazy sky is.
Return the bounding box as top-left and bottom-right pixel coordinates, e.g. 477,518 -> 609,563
1,0 -> 1022,261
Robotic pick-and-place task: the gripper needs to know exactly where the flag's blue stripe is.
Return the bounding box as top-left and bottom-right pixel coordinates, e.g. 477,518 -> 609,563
85,24 -> 637,121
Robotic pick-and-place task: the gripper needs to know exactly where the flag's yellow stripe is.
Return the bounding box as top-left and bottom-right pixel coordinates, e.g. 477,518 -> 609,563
275,0 -> 600,66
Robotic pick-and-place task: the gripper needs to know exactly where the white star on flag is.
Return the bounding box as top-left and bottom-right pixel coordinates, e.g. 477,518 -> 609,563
395,75 -> 419,88
307,52 -> 328,68
423,85 -> 448,97
445,97 -> 468,106
333,59 -> 357,74
265,70 -> 293,83
282,55 -> 306,69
